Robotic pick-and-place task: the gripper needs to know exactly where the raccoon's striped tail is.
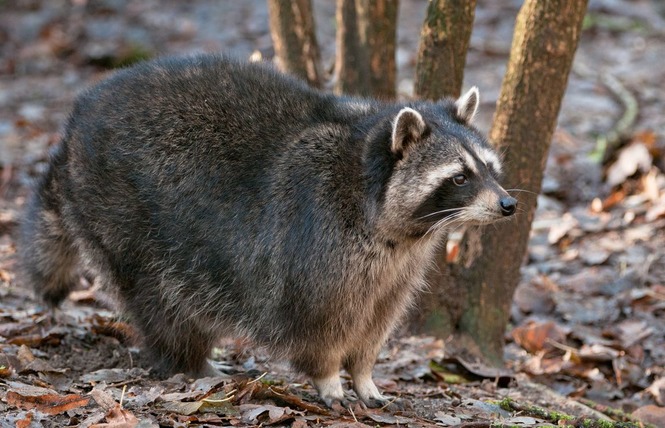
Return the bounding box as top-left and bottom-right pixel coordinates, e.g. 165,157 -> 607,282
18,149 -> 80,307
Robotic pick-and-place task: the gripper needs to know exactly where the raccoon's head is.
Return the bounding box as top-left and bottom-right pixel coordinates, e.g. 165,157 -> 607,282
378,87 -> 516,239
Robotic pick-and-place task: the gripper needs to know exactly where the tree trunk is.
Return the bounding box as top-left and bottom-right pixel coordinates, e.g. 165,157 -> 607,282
335,0 -> 369,95
451,0 -> 588,365
267,0 -> 322,87
356,0 -> 398,99
414,0 -> 476,100
334,0 -> 398,97
408,0 -> 476,339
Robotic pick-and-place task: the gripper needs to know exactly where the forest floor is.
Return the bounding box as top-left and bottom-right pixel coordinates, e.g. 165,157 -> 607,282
1,0 -> 665,426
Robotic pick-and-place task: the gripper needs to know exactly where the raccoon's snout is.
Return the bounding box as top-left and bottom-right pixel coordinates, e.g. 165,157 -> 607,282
500,196 -> 517,216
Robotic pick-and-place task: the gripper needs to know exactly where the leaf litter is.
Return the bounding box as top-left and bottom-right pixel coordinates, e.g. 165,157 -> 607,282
2,0 -> 665,426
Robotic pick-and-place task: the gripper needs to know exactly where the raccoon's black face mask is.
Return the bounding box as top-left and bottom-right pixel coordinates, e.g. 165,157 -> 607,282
382,87 -> 515,238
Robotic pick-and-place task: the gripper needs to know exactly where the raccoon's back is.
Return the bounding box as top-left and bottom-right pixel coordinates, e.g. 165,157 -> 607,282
68,56 -> 325,160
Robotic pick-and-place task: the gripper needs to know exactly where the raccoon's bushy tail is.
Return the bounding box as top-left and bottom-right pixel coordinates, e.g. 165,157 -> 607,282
19,149 -> 80,307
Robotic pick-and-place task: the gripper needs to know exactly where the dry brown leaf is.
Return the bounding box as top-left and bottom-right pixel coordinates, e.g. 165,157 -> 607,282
15,411 -> 32,428
161,400 -> 204,416
645,376 -> 665,405
512,321 -> 566,354
578,344 -> 622,362
256,384 -> 329,415
291,419 -> 308,428
8,333 -> 62,347
6,391 -> 90,415
91,403 -> 139,428
365,413 -> 415,424
606,142 -> 652,187
632,404 -> 665,426
0,268 -> 11,282
0,365 -> 12,378
446,241 -> 459,263
607,319 -> 653,349
601,188 -> 626,210
90,387 -> 118,411
91,315 -> 137,343
239,403 -> 302,426
17,344 -> 36,364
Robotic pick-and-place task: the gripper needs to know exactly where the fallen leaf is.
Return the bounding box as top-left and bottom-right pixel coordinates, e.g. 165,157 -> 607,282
0,365 -> 12,377
645,377 -> 665,405
577,344 -> 622,362
161,400 -> 203,416
439,356 -> 514,386
503,416 -> 544,425
6,391 -> 90,415
239,403 -> 301,425
606,142 -> 652,187
327,422 -> 373,428
91,403 -> 139,428
90,387 -> 118,411
15,411 -> 32,428
8,332 -> 62,347
91,315 -> 137,343
512,321 -> 567,354
434,412 -> 462,426
632,404 -> 665,426
81,368 -> 147,384
365,413 -> 414,424
547,213 -> 578,244
606,319 -> 653,349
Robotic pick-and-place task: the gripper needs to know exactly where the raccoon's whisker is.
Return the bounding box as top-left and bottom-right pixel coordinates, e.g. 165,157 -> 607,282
416,207 -> 464,220
505,188 -> 538,196
424,210 -> 467,237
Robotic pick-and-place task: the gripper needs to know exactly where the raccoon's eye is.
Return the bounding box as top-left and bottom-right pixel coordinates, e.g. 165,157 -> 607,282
452,174 -> 468,186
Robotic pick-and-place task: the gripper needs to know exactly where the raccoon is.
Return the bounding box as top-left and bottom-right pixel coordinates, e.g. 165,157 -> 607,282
19,55 -> 516,407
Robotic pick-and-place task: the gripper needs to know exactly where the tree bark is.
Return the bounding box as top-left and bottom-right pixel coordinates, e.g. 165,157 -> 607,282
334,0 -> 398,98
408,0 -> 476,339
356,0 -> 398,99
335,0 -> 369,95
414,0 -> 476,100
450,0 -> 589,365
267,0 -> 322,87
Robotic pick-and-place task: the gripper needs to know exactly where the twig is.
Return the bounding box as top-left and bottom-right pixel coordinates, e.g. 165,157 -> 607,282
201,389 -> 236,404
573,61 -> 638,162
247,371 -> 268,384
109,377 -> 143,388
119,384 -> 127,407
347,403 -> 358,422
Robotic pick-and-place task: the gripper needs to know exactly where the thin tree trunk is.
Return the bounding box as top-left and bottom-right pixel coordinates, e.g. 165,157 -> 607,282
409,0 -> 476,337
450,0 -> 589,365
267,0 -> 322,87
414,0 -> 476,100
357,0 -> 398,99
335,0 -> 398,97
335,0 -> 369,95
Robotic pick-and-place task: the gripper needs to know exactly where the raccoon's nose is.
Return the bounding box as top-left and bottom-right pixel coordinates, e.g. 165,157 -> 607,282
499,196 -> 517,216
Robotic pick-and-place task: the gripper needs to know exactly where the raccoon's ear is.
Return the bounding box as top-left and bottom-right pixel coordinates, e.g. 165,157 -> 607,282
391,107 -> 426,156
455,86 -> 479,123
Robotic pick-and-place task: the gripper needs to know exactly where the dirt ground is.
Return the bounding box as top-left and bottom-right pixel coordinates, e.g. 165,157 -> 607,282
1,0 -> 665,426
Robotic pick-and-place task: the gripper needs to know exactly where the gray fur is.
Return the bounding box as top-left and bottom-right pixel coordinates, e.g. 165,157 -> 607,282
18,55 -> 515,407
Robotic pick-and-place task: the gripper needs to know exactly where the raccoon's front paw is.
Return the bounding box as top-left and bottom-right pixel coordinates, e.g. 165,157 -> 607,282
354,377 -> 410,411
313,374 -> 349,409
362,396 -> 411,411
324,396 -> 354,411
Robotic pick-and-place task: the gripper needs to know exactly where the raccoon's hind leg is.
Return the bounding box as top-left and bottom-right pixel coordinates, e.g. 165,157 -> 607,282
125,296 -> 221,378
19,169 -> 80,307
